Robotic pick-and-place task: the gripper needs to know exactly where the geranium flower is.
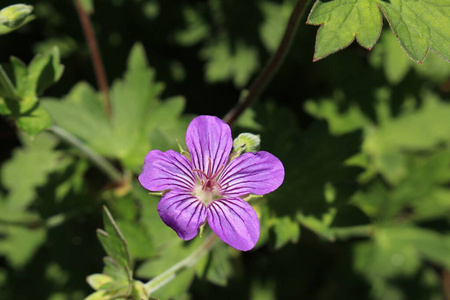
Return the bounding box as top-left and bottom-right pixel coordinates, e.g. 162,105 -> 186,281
139,115 -> 284,251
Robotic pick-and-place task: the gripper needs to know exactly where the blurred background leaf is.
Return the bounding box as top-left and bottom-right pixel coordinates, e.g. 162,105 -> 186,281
0,0 -> 449,300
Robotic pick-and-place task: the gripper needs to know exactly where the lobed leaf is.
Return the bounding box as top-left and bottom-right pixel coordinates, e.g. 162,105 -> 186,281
0,48 -> 64,135
307,0 -> 450,63
0,133 -> 60,267
91,206 -> 134,299
378,0 -> 450,63
307,0 -> 382,61
43,43 -> 191,171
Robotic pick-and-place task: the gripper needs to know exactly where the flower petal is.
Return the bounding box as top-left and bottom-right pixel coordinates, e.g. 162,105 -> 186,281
207,197 -> 260,251
158,191 -> 207,240
186,115 -> 232,177
139,150 -> 195,192
219,151 -> 285,196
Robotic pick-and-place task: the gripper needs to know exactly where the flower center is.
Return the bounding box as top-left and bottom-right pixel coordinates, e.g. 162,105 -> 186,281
192,159 -> 225,206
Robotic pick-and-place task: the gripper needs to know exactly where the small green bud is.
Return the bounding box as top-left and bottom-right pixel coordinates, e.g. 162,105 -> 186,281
0,4 -> 33,28
233,133 -> 261,154
131,280 -> 149,300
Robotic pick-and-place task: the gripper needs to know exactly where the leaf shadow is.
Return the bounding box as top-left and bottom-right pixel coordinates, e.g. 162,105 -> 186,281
248,103 -> 362,221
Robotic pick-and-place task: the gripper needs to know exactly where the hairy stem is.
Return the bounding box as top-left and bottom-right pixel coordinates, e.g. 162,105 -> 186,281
73,0 -> 111,118
222,0 -> 312,125
50,125 -> 123,183
144,234 -> 218,295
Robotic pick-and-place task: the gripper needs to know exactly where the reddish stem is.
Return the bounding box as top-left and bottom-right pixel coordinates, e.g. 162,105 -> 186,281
73,0 -> 111,118
222,0 -> 311,125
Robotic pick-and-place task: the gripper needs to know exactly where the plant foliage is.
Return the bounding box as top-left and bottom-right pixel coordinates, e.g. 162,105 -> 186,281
0,0 -> 449,300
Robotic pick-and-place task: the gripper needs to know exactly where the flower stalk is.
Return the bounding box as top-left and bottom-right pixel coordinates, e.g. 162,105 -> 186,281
222,0 -> 312,125
144,233 -> 218,294
50,125 -> 123,183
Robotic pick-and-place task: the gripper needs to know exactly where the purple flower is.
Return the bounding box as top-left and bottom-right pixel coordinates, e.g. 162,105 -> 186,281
139,115 -> 284,251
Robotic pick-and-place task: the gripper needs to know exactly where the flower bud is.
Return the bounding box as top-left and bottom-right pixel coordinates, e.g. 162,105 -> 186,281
233,133 -> 261,154
0,4 -> 33,28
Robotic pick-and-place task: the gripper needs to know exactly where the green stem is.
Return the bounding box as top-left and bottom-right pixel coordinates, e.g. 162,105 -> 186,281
222,0 -> 312,125
0,65 -> 18,100
50,125 -> 123,183
144,234 -> 218,295
331,225 -> 374,240
0,210 -> 80,229
297,215 -> 336,242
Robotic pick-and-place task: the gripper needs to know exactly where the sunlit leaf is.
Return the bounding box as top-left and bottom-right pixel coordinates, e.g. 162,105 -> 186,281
94,206 -> 133,298
307,0 -> 450,63
0,48 -> 64,135
43,43 -> 190,170
378,0 -> 450,63
307,0 -> 382,61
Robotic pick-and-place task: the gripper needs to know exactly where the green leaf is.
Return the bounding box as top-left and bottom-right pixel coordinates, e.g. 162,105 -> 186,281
0,48 -> 64,135
32,48 -> 65,96
370,31 -> 412,84
9,47 -> 64,98
33,36 -> 78,58
257,103 -> 360,241
306,90 -> 450,185
307,0 -> 450,63
0,132 -> 59,214
42,82 -> 115,155
116,221 -> 156,260
259,0 -> 293,53
304,96 -> 370,135
201,35 -> 259,87
355,226 -> 450,279
363,92 -> 450,184
174,7 -> 210,46
197,244 -> 232,286
371,29 -> 450,84
0,226 -> 46,268
378,0 -> 450,63
0,15 -> 34,35
109,43 -> 165,163
16,105 -> 52,136
43,43 -> 189,170
86,274 -> 114,290
0,4 -> 35,35
272,216 -> 300,249
0,65 -> 18,100
95,206 -> 133,298
307,0 -> 382,61
0,133 -> 62,268
97,207 -> 132,279
353,150 -> 450,221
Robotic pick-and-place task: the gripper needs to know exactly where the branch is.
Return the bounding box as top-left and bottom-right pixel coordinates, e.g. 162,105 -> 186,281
222,0 -> 312,125
50,125 -> 123,183
144,234 -> 218,295
73,0 -> 111,118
